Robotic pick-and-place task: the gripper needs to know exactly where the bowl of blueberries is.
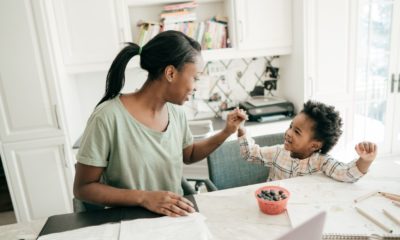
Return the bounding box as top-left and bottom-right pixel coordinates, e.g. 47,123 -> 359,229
255,186 -> 290,215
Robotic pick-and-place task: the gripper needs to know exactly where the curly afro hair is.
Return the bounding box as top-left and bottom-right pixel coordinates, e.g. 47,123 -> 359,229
301,100 -> 343,154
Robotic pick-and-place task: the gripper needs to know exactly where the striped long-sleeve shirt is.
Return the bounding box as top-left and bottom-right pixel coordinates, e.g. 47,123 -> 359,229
239,135 -> 364,182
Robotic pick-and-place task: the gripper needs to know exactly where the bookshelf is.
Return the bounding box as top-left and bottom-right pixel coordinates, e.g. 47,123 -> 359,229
51,0 -> 292,74
126,0 -> 291,67
128,1 -> 229,48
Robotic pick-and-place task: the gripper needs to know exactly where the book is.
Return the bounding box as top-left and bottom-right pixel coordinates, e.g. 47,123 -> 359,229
162,12 -> 196,24
136,21 -> 161,46
163,1 -> 198,11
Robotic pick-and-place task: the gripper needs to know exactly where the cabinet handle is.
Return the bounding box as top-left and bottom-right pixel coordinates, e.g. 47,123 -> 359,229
60,145 -> 68,169
398,74 -> 400,93
54,104 -> 61,129
391,73 -> 395,93
238,20 -> 243,43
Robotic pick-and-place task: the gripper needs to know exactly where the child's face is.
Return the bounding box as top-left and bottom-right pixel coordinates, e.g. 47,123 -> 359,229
284,113 -> 322,159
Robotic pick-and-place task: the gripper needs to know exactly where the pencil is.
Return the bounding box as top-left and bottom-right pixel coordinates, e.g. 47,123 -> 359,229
379,192 -> 400,202
383,208 -> 400,225
354,191 -> 378,203
355,206 -> 393,233
393,201 -> 400,208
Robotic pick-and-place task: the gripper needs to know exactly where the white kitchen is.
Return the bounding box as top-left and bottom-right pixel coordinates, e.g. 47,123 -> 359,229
1,0 -> 400,239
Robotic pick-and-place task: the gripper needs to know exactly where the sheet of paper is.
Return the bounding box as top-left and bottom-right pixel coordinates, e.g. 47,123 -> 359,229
119,212 -> 213,240
37,223 -> 120,240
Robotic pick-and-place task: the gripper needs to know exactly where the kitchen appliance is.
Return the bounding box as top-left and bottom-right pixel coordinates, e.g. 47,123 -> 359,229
240,96 -> 294,122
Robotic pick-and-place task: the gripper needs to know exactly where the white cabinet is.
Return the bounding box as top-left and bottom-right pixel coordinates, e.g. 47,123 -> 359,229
232,0 -> 292,55
280,0 -> 357,159
2,138 -> 73,222
0,0 -> 74,222
0,1 -> 63,143
50,0 -> 292,73
51,0 -> 131,73
304,0 -> 356,157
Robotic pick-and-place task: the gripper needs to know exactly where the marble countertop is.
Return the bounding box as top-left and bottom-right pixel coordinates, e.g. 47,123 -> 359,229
0,218 -> 46,240
1,160 -> 398,240
194,160 -> 400,239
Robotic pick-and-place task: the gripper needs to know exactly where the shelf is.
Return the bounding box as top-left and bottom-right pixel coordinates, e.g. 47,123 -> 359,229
201,47 -> 291,62
65,47 -> 292,74
126,0 -> 223,7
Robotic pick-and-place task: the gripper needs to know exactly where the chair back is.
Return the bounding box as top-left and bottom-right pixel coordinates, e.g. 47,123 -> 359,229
207,133 -> 284,190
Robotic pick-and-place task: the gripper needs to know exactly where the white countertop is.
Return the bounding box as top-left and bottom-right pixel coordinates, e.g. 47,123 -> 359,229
1,160 -> 399,240
193,160 -> 400,239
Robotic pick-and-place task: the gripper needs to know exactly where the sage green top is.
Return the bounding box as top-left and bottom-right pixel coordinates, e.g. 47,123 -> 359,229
76,96 -> 193,195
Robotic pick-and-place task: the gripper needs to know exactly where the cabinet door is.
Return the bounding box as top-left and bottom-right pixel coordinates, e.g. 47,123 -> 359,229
304,0 -> 356,158
2,138 -> 73,222
51,0 -> 131,72
0,0 -> 63,142
233,0 -> 292,52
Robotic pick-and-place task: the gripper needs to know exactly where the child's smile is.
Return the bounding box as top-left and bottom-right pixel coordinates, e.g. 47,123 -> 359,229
284,113 -> 322,159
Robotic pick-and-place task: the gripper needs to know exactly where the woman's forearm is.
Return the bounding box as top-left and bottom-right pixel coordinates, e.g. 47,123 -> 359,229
185,129 -> 231,164
74,182 -> 146,207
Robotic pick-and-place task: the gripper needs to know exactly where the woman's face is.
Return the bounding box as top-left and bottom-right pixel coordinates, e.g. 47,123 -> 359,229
168,56 -> 203,105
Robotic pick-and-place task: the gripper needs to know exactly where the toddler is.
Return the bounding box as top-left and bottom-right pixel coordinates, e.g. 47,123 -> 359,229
235,100 -> 377,182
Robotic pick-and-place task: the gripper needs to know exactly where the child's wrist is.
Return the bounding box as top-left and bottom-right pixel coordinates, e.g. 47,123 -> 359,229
359,156 -> 374,163
237,128 -> 246,137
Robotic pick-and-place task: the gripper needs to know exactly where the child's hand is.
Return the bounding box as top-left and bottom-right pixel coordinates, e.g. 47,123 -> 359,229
223,108 -> 248,135
355,141 -> 377,163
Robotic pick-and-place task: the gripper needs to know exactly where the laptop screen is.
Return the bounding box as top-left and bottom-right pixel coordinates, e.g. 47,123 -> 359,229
275,211 -> 326,240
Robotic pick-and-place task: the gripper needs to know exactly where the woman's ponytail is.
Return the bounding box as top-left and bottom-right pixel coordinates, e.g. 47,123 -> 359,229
97,31 -> 201,107
97,43 -> 140,106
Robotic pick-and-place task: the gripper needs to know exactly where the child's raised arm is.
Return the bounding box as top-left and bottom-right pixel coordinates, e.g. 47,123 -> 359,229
223,108 -> 247,136
355,141 -> 378,173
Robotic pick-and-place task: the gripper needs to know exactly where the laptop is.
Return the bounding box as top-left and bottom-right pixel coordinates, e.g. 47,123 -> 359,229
275,211 -> 326,240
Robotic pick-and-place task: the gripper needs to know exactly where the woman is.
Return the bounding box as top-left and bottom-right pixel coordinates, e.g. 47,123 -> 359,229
73,31 -> 246,217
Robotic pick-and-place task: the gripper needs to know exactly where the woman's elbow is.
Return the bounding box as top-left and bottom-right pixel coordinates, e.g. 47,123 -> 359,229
73,182 -> 83,199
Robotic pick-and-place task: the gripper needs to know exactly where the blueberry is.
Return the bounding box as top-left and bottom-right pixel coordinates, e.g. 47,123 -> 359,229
278,190 -> 284,195
273,196 -> 278,201
281,195 -> 287,199
270,190 -> 276,196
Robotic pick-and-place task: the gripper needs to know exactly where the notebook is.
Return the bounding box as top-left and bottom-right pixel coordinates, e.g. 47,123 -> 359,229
322,233 -> 400,239
275,211 -> 326,240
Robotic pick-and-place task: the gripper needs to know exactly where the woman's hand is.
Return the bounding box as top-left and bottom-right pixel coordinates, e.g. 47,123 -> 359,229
223,108 -> 248,135
141,191 -> 195,217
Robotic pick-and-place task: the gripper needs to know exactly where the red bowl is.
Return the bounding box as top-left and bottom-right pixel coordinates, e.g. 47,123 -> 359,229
255,186 -> 290,215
